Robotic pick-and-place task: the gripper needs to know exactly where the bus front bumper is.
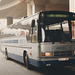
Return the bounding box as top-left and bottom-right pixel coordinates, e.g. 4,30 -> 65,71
30,57 -> 75,67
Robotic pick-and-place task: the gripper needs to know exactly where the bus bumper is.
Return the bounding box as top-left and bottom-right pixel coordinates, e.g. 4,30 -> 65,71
30,57 -> 75,67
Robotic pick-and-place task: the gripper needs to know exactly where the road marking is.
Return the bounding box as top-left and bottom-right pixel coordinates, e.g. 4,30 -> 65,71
65,66 -> 75,71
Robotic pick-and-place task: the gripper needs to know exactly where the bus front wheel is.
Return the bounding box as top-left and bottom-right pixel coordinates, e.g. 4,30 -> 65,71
24,53 -> 31,69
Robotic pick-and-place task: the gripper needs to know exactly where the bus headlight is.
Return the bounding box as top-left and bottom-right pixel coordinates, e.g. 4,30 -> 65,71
45,52 -> 51,56
42,52 -> 51,56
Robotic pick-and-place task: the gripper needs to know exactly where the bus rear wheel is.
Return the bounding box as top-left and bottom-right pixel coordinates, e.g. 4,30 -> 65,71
5,50 -> 9,60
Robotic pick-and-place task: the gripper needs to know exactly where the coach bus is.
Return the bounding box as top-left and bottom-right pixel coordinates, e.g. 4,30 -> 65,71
1,11 -> 75,69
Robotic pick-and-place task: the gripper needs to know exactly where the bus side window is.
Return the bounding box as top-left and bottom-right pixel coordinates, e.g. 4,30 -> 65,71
26,34 -> 31,42
26,30 -> 37,43
26,19 -> 37,43
31,19 -> 37,43
32,32 -> 37,42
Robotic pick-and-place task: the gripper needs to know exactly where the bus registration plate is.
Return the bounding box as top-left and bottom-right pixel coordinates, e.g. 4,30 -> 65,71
58,58 -> 69,61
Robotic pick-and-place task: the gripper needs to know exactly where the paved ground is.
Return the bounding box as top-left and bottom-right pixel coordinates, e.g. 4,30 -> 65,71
0,51 -> 75,75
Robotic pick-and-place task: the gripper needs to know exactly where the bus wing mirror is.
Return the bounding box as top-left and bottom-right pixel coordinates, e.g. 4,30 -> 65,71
31,20 -> 35,27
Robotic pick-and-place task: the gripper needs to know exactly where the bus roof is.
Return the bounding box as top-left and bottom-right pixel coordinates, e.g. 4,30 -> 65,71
40,11 -> 75,14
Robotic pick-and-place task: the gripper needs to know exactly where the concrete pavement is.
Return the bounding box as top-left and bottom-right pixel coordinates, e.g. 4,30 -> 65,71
0,51 -> 75,75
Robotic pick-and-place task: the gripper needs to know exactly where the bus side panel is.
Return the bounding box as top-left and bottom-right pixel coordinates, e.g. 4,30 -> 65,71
27,43 -> 39,65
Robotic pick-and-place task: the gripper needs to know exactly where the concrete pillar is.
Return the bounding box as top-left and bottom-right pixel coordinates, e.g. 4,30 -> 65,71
32,2 -> 35,15
69,0 -> 75,39
27,3 -> 32,16
7,17 -> 13,26
26,0 -> 35,16
69,0 -> 75,12
26,0 -> 48,16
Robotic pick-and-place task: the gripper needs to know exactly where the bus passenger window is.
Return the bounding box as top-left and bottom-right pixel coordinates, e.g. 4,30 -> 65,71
26,35 -> 31,42
31,27 -> 37,42
32,34 -> 37,42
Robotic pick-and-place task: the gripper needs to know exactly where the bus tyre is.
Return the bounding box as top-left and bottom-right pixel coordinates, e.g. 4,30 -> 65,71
5,51 -> 9,60
24,54 -> 31,69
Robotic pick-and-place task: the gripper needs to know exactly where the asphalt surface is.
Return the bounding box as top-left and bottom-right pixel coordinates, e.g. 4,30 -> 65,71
0,51 -> 75,75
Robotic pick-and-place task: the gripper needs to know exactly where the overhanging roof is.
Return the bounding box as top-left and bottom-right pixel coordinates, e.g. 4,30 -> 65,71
0,2 -> 27,19
0,0 -> 69,19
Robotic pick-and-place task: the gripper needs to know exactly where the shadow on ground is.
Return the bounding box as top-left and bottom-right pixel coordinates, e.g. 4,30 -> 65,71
9,58 -> 75,75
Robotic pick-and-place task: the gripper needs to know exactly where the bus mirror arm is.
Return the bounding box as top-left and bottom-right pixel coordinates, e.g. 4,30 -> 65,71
31,20 -> 35,35
31,20 -> 35,27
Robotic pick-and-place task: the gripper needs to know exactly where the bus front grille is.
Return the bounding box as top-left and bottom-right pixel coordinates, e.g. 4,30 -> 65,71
54,51 -> 72,57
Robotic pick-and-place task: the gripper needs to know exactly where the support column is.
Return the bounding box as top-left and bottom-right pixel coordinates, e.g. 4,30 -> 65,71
69,0 -> 75,39
27,3 -> 32,16
69,0 -> 75,12
26,0 -> 48,16
7,17 -> 13,26
26,0 -> 35,16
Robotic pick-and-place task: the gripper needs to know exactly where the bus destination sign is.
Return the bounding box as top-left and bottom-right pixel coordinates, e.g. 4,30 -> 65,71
47,14 -> 68,18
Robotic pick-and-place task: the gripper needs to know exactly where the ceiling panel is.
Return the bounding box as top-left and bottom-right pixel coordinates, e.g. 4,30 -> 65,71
49,0 -> 69,4
0,0 -> 20,10
0,0 -> 69,19
0,2 -> 27,19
